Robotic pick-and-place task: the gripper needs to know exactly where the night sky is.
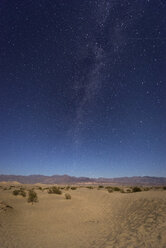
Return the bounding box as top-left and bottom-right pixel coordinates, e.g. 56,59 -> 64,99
0,0 -> 166,177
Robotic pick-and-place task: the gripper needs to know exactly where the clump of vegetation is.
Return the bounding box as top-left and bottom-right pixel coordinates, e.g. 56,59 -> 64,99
9,186 -> 15,190
43,187 -> 49,191
37,186 -> 42,190
12,189 -> 26,197
19,187 -> 26,191
13,189 -> 20,196
48,186 -> 62,194
20,189 -> 26,197
107,188 -> 113,193
126,188 -> 132,193
120,189 -> 125,193
98,185 -> 104,189
0,201 -> 13,211
113,187 -> 121,191
27,189 -> 38,204
86,186 -> 93,189
65,193 -> 71,199
65,186 -> 70,190
70,187 -> 77,190
163,186 -> 166,190
132,186 -> 142,192
143,187 -> 150,191
154,186 -> 160,190
105,186 -> 113,190
60,187 -> 65,190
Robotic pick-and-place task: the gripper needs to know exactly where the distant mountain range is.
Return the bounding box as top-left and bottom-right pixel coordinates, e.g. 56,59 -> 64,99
0,174 -> 166,185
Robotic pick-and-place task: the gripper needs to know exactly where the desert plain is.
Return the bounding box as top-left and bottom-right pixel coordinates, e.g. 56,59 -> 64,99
0,183 -> 166,248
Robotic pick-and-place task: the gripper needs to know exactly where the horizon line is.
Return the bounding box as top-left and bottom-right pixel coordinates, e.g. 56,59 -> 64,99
0,173 -> 166,179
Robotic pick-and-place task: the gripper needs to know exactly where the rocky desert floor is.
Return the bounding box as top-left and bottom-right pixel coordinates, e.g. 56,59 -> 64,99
0,183 -> 166,248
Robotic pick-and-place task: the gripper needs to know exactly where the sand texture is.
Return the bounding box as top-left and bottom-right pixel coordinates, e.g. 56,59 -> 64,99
0,185 -> 166,248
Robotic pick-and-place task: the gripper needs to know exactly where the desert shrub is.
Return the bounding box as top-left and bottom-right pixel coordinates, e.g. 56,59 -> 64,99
65,186 -> 70,190
43,187 -> 49,191
105,186 -> 113,190
27,190 -> 38,204
126,189 -> 132,193
132,186 -> 142,192
70,187 -> 77,190
48,188 -> 52,194
98,185 -> 104,189
163,186 -> 166,190
20,187 -> 25,191
120,189 -> 125,193
113,187 -> 121,191
143,187 -> 150,191
60,187 -> 65,190
0,202 -> 13,211
13,189 -> 20,196
48,186 -> 62,194
37,186 -> 42,190
86,186 -> 93,189
65,193 -> 71,199
20,189 -> 26,197
13,189 -> 26,197
108,188 -> 113,193
154,186 -> 160,190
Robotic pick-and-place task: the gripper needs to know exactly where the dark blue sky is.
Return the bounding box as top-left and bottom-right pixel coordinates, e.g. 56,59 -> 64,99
0,0 -> 166,177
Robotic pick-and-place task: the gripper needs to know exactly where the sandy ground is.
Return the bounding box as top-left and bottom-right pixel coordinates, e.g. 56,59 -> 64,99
0,185 -> 166,248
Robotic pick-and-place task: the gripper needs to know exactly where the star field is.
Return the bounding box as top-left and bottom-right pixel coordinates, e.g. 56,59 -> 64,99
0,0 -> 166,177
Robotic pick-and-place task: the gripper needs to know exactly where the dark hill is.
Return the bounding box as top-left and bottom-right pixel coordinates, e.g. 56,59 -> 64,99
0,174 -> 166,185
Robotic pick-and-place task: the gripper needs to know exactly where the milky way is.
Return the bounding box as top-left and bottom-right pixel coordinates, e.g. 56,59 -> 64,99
0,0 -> 166,177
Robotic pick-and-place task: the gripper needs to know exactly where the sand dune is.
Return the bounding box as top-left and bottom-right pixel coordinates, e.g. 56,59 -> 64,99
0,186 -> 166,248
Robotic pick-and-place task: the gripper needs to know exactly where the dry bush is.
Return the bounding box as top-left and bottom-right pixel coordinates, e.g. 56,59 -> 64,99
108,188 -> 113,193
98,185 -> 104,189
20,189 -> 26,197
65,193 -> 71,199
9,186 -> 15,190
113,187 -> 121,191
70,187 -> 77,190
13,189 -> 26,197
48,186 -> 62,194
143,187 -> 150,191
105,186 -> 113,190
13,189 -> 20,196
132,186 -> 142,192
60,187 -> 65,190
86,186 -> 94,189
37,186 -> 42,190
126,188 -> 132,193
27,189 -> 38,204
0,201 -> 13,212
43,187 -> 49,191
